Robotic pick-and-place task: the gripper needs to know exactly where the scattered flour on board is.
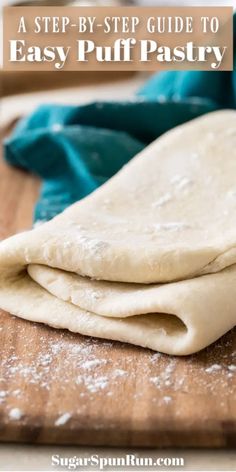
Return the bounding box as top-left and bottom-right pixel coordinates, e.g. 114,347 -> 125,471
163,396 -> 172,404
8,408 -> 23,420
112,369 -> 128,378
76,374 -> 109,393
205,364 -> 222,373
81,359 -> 107,370
0,320 -> 235,425
54,412 -> 71,426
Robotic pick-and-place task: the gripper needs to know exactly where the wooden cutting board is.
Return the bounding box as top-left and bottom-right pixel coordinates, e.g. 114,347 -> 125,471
0,146 -> 235,448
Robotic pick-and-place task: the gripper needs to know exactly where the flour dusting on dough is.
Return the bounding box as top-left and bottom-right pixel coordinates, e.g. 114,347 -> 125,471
171,174 -> 194,190
153,222 -> 191,232
227,189 -> 236,200
152,193 -> 172,208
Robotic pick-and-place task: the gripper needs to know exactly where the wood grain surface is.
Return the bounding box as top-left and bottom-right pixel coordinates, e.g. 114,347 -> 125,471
1,71 -> 134,97
0,144 -> 235,448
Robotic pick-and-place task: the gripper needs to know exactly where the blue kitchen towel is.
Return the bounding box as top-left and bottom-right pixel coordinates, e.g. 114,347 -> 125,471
138,12 -> 236,106
4,99 -> 218,222
4,14 -> 235,223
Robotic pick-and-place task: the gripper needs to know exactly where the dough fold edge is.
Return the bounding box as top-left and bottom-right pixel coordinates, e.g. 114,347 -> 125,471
0,229 -> 235,355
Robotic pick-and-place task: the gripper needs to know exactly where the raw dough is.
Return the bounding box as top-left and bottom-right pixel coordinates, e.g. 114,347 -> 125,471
0,110 -> 236,355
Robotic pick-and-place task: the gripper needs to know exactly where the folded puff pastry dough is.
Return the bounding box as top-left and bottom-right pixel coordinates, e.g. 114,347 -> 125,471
0,110 -> 236,355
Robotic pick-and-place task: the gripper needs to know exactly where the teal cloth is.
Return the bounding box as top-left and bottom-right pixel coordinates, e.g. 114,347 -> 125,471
4,100 -> 218,222
4,14 -> 235,222
139,13 -> 236,106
